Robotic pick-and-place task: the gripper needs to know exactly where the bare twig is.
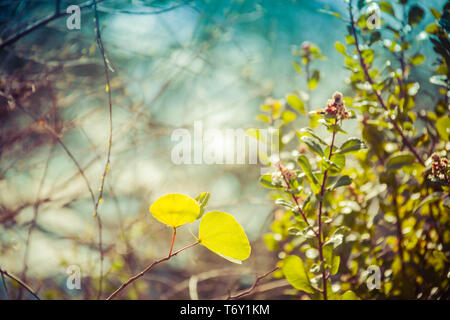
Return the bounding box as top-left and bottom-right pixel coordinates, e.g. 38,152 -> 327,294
14,101 -> 97,207
91,0 -> 114,299
0,269 -> 8,298
227,267 -> 279,300
106,241 -> 200,300
0,0 -> 106,50
0,268 -> 40,300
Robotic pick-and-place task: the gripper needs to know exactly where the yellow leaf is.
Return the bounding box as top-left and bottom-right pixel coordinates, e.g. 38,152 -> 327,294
198,211 -> 251,264
149,194 -> 200,228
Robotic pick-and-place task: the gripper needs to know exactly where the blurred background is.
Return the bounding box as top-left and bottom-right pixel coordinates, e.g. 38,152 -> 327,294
0,0 -> 443,299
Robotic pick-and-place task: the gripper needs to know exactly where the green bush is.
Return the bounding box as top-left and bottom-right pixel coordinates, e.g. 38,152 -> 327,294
256,0 -> 449,300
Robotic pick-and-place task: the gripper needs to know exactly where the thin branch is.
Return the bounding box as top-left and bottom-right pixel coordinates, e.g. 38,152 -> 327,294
278,163 -> 318,236
227,267 -> 279,300
106,241 -> 200,300
96,2 -> 186,15
0,270 -> 8,298
92,0 -> 113,300
316,119 -> 338,301
0,268 -> 40,300
0,0 -> 106,50
20,141 -> 55,296
14,101 -> 97,207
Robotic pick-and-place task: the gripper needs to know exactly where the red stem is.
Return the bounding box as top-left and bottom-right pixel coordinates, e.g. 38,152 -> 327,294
278,163 -> 318,236
317,119 -> 338,300
348,2 -> 425,167
168,227 -> 177,257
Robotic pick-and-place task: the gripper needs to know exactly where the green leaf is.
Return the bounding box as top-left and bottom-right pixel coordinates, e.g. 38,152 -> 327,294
286,94 -> 306,115
298,155 -> 320,188
275,198 -> 294,209
362,49 -> 374,65
426,22 -> 439,34
408,5 -> 425,26
338,138 -> 367,154
341,290 -> 360,300
308,70 -> 320,90
301,136 -> 324,157
410,54 -> 425,66
317,9 -> 342,19
281,110 -> 297,124
199,211 -> 251,264
150,194 -> 200,228
195,192 -> 210,219
379,1 -> 394,16
259,174 -> 283,189
331,256 -> 340,275
430,75 -> 448,87
369,31 -> 381,46
246,128 -> 266,142
430,8 -> 441,19
330,175 -> 352,190
436,116 -> 450,141
297,127 -> 327,145
256,114 -> 270,123
328,153 -> 345,174
323,242 -> 333,267
414,192 -> 443,213
283,255 -> 314,294
292,60 -> 302,74
386,152 -> 416,172
335,41 -> 347,55
345,35 -> 356,45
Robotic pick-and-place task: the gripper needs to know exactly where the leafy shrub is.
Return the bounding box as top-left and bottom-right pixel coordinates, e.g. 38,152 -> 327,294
256,0 -> 449,300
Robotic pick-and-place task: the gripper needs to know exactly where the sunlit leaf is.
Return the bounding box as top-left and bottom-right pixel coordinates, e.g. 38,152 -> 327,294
259,174 -> 283,189
301,136 -> 324,157
410,54 -> 425,66
386,152 -> 416,172
297,127 -> 327,145
283,255 -> 314,293
150,194 -> 200,228
282,110 -> 297,124
308,70 -> 320,90
338,138 -> 367,154
335,41 -> 347,55
286,94 -> 306,115
298,155 -> 319,187
331,256 -> 340,275
414,192 -> 443,213
436,116 -> 450,141
199,211 -> 251,264
195,192 -> 210,219
341,290 -> 360,300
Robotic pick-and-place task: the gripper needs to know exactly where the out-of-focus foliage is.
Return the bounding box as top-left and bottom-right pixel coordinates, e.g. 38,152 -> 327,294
257,0 -> 449,300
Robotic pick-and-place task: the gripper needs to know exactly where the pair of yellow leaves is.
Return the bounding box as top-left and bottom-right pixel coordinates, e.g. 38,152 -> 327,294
149,193 -> 251,264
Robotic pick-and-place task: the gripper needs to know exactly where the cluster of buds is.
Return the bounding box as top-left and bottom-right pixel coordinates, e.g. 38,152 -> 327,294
317,91 -> 350,120
271,166 -> 297,187
301,41 -> 311,56
430,153 -> 449,183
